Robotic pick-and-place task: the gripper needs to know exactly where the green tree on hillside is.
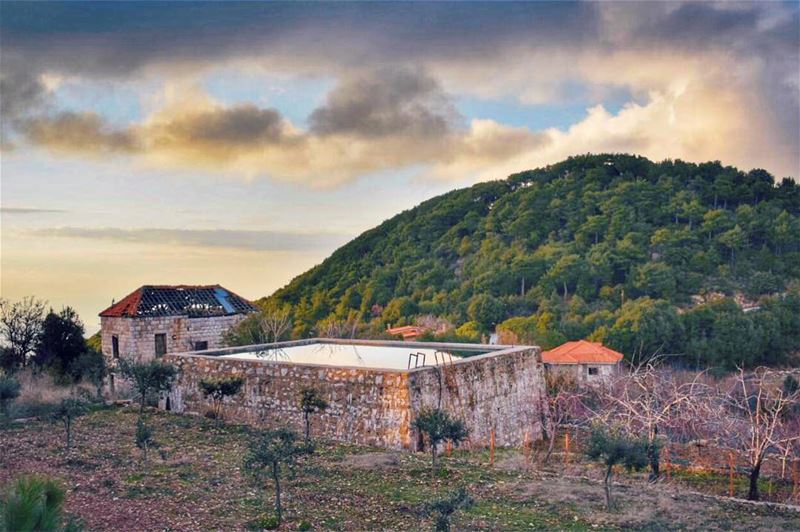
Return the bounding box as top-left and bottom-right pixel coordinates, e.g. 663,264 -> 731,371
229,154 -> 799,370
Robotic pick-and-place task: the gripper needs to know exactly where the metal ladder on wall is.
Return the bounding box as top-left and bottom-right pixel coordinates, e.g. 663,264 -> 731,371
407,351 -> 427,369
433,350 -> 454,367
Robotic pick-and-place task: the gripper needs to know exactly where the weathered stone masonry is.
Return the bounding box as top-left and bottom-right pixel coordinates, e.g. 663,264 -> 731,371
164,342 -> 545,450
101,314 -> 247,363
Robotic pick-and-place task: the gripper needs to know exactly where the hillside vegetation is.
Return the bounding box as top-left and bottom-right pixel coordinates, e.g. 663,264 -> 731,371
260,154 -> 800,369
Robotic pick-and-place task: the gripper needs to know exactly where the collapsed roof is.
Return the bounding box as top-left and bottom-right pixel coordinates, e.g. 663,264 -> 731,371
99,285 -> 257,318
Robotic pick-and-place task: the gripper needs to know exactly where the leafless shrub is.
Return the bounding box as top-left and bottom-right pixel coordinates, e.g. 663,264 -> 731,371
540,371 -> 588,463
712,367 -> 800,501
316,315 -> 361,339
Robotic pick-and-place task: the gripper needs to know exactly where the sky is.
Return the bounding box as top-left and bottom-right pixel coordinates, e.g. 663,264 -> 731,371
1,1 -> 798,332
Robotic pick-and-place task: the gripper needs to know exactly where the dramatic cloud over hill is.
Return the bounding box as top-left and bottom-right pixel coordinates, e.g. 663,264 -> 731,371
1,2 -> 797,183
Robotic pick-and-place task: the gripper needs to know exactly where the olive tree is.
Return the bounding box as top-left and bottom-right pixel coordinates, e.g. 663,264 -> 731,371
599,360 -> 707,480
198,376 -> 245,420
586,426 -> 650,510
117,358 -> 178,416
135,418 -> 156,464
243,428 -> 311,525
299,387 -> 328,445
413,408 -> 468,472
51,398 -> 88,451
425,486 -> 473,532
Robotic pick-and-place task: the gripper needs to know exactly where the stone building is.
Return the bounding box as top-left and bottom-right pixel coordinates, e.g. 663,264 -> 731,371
99,285 -> 257,364
541,340 -> 623,384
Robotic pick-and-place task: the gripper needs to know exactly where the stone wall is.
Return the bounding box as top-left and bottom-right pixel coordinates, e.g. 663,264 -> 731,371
164,354 -> 412,448
409,347 -> 544,448
101,314 -> 248,363
163,343 -> 544,450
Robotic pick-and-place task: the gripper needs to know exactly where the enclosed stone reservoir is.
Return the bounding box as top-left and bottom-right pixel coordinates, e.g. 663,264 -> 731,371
163,338 -> 544,450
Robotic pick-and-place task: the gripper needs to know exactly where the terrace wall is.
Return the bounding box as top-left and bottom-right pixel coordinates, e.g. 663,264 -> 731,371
164,354 -> 413,448
163,343 -> 544,450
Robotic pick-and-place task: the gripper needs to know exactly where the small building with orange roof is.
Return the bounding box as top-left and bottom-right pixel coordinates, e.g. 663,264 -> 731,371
541,340 -> 624,383
387,325 -> 427,341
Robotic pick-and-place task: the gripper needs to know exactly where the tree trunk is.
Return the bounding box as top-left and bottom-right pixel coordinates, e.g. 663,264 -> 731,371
65,419 -> 71,451
543,429 -> 556,464
140,391 -> 146,416
648,428 -> 660,481
431,443 -> 437,473
272,462 -> 282,523
748,461 -> 762,501
648,445 -> 660,481
604,465 -> 613,510
304,412 -> 311,445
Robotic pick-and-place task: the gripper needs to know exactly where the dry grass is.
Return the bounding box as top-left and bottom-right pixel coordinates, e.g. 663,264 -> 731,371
9,369 -> 97,418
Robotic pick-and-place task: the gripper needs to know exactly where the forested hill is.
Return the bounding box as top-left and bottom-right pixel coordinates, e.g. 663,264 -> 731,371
262,154 -> 800,369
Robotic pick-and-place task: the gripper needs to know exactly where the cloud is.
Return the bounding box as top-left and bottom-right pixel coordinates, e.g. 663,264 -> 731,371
309,67 -> 460,138
20,111 -> 138,154
0,2 -> 797,180
12,72 -> 546,186
27,227 -> 352,252
1,207 -> 67,214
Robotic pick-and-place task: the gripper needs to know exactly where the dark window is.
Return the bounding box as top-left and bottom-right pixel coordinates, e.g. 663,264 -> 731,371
588,367 -> 599,376
112,335 -> 120,358
155,333 -> 167,357
194,341 -> 208,351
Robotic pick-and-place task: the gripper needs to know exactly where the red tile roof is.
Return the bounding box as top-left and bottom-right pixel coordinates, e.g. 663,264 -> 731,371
541,340 -> 624,365
387,325 -> 425,340
100,285 -> 257,318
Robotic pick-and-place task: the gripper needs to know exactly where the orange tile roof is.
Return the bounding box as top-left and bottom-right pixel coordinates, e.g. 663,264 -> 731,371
541,340 -> 624,365
387,325 -> 425,339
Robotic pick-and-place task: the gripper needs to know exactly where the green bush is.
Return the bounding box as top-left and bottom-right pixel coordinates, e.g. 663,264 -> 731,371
51,398 -> 88,451
0,475 -> 78,532
413,408 -> 468,472
586,427 -> 650,510
0,374 -> 21,419
198,376 -> 245,420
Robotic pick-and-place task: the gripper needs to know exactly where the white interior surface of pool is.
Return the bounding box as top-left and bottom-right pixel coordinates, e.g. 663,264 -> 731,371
219,342 -> 471,370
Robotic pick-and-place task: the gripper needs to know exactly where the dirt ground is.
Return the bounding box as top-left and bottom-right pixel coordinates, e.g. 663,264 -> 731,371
2,407 -> 799,531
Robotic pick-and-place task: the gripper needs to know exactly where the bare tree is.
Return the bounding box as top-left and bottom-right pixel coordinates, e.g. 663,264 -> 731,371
598,358 -> 708,480
774,416 -> 800,481
540,371 -> 586,463
223,303 -> 292,346
317,314 -> 360,339
259,305 -> 292,343
717,368 -> 800,501
0,297 -> 46,370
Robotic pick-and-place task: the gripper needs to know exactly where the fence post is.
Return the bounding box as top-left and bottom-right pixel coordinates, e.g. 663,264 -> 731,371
523,430 -> 530,466
564,433 -> 570,465
728,451 -> 735,498
490,429 -> 495,466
